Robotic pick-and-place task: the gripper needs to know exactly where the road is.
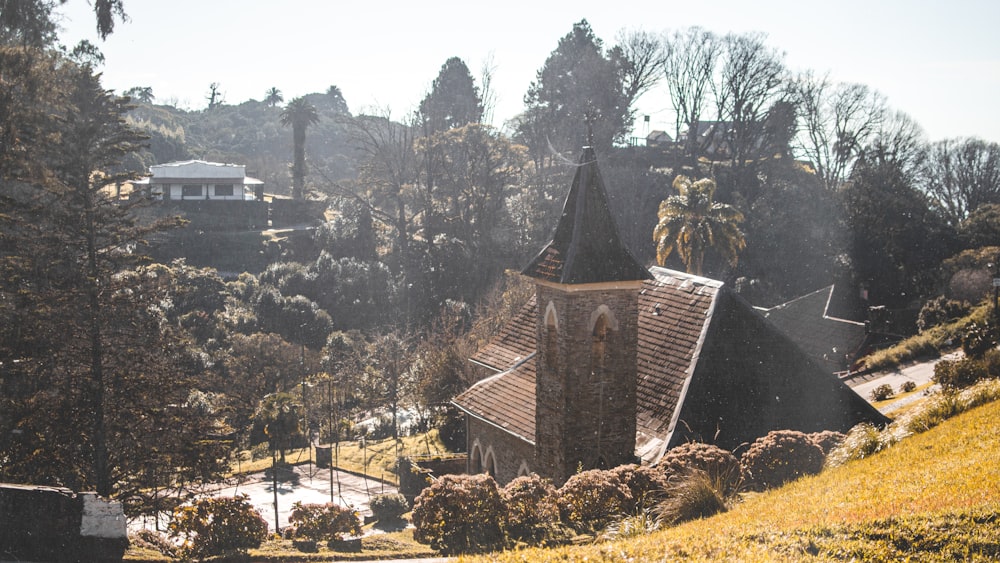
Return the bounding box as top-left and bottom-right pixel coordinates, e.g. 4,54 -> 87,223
845,350 -> 962,413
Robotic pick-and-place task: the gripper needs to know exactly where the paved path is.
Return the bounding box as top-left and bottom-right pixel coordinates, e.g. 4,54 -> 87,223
212,464 -> 397,533
845,350 -> 962,414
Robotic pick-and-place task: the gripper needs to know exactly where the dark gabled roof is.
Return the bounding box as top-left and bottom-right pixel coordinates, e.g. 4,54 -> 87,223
522,147 -> 651,285
456,267 -> 888,463
758,286 -> 867,374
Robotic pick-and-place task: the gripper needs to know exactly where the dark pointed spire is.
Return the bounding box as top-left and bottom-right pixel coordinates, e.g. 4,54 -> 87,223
522,147 -> 651,284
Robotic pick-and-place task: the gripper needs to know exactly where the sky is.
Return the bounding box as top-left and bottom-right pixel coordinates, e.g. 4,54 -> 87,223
56,0 -> 1000,143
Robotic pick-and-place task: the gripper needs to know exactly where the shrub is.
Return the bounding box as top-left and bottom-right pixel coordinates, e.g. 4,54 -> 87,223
900,380 -> 918,393
870,383 -> 894,402
917,296 -> 969,333
370,493 -> 409,524
961,320 -> 999,358
825,423 -> 891,468
656,442 -> 742,497
556,469 -> 633,532
168,495 -> 268,559
287,502 -> 361,542
502,474 -> 560,542
652,468 -> 729,527
933,356 -> 988,390
808,430 -> 846,455
741,430 -> 825,490
611,464 -> 668,511
411,473 -> 506,554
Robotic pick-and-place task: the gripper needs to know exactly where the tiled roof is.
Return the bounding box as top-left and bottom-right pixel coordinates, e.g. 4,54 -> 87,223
455,267 -> 720,461
759,286 -> 867,373
454,355 -> 537,444
454,267 -> 888,464
522,147 -> 651,285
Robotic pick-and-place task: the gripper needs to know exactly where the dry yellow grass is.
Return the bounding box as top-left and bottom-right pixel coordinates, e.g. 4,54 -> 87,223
460,399 -> 1000,562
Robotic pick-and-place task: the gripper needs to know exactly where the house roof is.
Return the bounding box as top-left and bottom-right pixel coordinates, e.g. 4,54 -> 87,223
455,267 -> 888,464
758,286 -> 867,374
521,147 -> 651,285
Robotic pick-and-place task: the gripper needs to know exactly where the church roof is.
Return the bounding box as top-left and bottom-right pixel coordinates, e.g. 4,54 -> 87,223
521,147 -> 651,285
758,286 -> 867,374
454,267 -> 888,464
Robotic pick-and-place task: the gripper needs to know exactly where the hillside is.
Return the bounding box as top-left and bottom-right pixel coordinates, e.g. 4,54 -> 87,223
469,398 -> 1000,562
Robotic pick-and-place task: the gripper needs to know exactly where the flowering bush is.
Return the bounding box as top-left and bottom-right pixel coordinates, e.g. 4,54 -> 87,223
808,430 -> 846,455
611,464 -> 668,511
168,495 -> 268,559
656,442 -> 742,496
412,473 -> 506,554
502,473 -> 560,542
556,469 -> 633,531
741,430 -> 825,490
287,501 -> 361,541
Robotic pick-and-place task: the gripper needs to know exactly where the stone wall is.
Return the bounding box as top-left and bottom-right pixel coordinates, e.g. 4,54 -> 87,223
468,417 -> 534,485
0,483 -> 127,562
534,284 -> 639,484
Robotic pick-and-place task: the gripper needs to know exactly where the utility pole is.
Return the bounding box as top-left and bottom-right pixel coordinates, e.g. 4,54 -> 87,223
992,252 -> 1000,326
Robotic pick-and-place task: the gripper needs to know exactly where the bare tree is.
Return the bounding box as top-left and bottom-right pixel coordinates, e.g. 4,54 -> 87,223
613,28 -> 665,112
662,27 -> 720,155
794,73 -> 888,191
714,32 -> 789,191
919,137 -> 1000,225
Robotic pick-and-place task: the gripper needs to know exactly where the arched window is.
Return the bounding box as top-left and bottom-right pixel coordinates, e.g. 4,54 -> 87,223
470,443 -> 483,474
545,304 -> 558,369
592,313 -> 610,368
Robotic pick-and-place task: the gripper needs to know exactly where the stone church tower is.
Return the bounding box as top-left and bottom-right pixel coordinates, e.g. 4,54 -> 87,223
521,147 -> 651,484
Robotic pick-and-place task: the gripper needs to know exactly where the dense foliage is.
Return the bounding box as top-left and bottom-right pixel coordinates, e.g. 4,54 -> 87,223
411,473 -> 507,554
286,501 -> 361,541
741,430 -> 826,491
168,495 -> 268,559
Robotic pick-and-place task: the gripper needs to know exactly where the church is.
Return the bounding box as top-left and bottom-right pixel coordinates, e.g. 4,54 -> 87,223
452,147 -> 888,485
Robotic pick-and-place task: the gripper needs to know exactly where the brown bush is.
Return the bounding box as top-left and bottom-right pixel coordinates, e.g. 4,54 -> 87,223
808,430 -> 846,455
611,464 -> 668,511
656,442 -> 742,496
502,474 -> 560,542
556,469 -> 633,532
411,473 -> 506,554
741,430 -> 825,491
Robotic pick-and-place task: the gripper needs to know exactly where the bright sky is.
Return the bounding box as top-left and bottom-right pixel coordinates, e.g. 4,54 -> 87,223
56,0 -> 1000,143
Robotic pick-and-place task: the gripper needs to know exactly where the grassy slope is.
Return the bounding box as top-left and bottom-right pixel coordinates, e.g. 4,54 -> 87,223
464,400 -> 1000,562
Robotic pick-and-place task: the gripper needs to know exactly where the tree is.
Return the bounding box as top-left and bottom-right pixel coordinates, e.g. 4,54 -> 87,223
418,57 -> 483,134
264,86 -> 283,107
123,85 -> 154,103
793,74 -> 887,191
840,152 -> 956,308
653,175 -> 746,276
662,27 -> 721,158
280,96 -> 319,200
520,19 -> 631,158
919,137 -> 1000,226
612,28 -> 665,115
206,81 -> 224,109
255,392 -> 303,464
714,32 -> 789,202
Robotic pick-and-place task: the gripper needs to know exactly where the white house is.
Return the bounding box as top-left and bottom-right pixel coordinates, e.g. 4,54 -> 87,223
136,160 -> 263,201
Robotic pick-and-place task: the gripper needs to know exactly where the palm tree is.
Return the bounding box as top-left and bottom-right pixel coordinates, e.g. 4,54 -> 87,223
264,87 -> 283,107
653,175 -> 745,276
280,97 -> 319,200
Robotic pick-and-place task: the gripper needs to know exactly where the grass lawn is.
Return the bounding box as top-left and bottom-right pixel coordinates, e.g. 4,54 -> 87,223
465,398 -> 1000,562
231,429 -> 455,485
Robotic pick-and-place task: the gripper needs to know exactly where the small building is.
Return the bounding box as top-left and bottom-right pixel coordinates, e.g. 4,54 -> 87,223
135,160 -> 263,201
453,147 -> 887,485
